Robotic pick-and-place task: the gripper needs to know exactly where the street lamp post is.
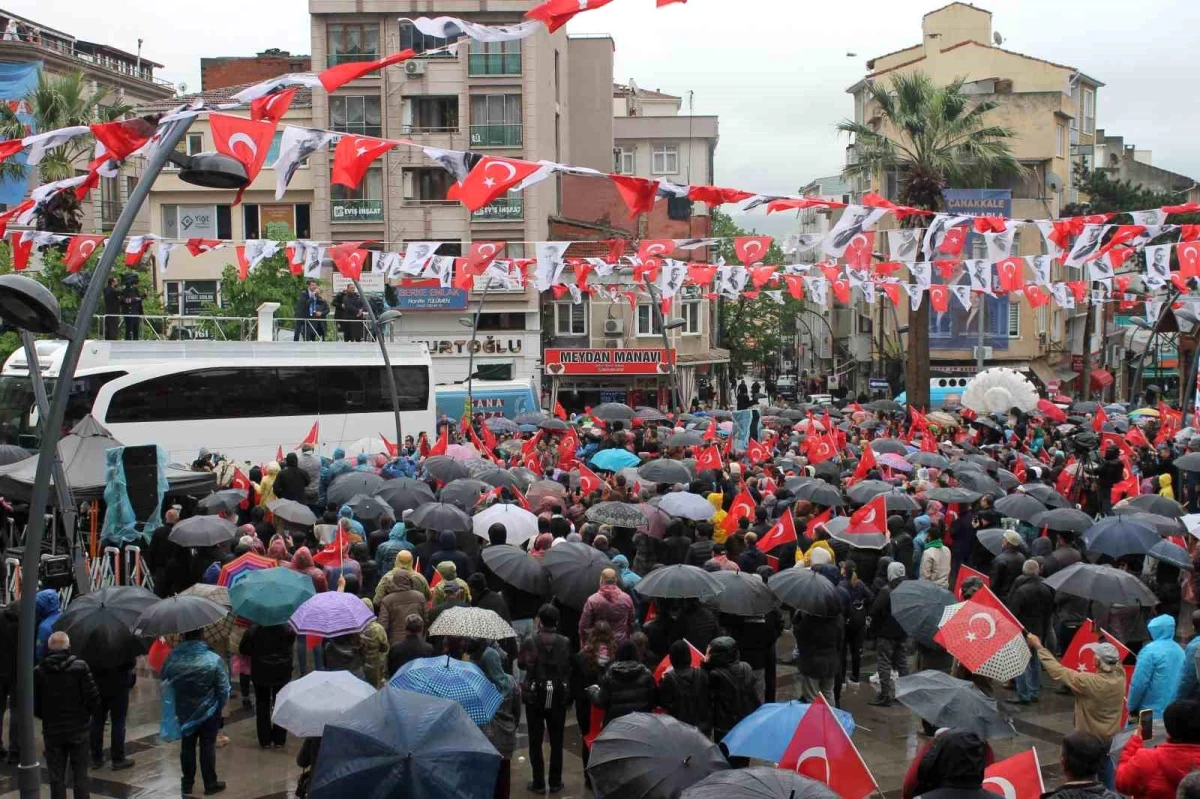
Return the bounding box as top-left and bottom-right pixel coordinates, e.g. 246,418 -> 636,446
459,278 -> 493,422
352,276 -> 403,445
642,277 -> 686,412
1129,289 -> 1180,405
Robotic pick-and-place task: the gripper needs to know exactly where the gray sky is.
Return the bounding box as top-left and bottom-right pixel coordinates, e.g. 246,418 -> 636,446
14,0 -> 1200,238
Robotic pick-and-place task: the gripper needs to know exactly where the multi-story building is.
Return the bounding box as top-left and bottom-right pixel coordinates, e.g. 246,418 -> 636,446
0,8 -> 175,233
305,0 -> 558,388
201,49 -> 312,91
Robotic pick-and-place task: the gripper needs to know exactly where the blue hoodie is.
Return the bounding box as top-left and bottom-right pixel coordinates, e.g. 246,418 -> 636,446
375,522 -> 413,573
1179,635 -> 1200,702
1128,614 -> 1185,718
35,589 -> 62,661
911,516 -> 932,575
355,453 -> 374,472
338,505 -> 365,537
611,554 -> 641,590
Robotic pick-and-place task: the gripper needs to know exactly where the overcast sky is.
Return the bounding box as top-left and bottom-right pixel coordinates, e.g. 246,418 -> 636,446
13,0 -> 1200,237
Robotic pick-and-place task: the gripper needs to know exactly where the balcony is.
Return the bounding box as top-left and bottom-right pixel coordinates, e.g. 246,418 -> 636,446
0,31 -> 173,88
326,52 -> 379,66
469,124 -> 522,148
468,53 -> 521,76
472,197 -> 523,222
331,199 -> 383,223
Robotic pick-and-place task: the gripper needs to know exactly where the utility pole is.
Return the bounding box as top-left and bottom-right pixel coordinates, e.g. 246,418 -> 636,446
1079,285 -> 1094,400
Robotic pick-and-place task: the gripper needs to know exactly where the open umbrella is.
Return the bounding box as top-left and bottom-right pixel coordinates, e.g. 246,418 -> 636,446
327,472 -> 386,507
592,402 -> 635,422
975,528 -> 1010,557
636,564 -> 723,601
666,431 -> 705,448
870,439 -> 909,455
390,656 -> 502,725
1175,453 -> 1200,473
635,407 -> 671,422
421,455 -> 472,483
267,498 -> 317,527
427,606 -> 516,640
879,453 -> 913,473
409,502 -> 473,534
955,471 -> 1005,498
515,412 -> 548,425
768,569 -> 842,617
527,479 -> 568,504
994,493 -> 1048,524
639,460 -> 693,485
709,571 -> 779,616
890,581 -> 956,645
290,591 -> 376,638
1083,516 -> 1159,558
926,487 -> 983,505
820,516 -> 888,551
636,502 -> 671,540
1044,563 -> 1159,605
895,671 -> 1017,739
196,488 -> 246,515
480,544 -> 549,595
472,503 -> 539,545
439,479 -> 492,512
444,444 -> 480,461
376,478 -> 436,515
658,492 -> 716,521
877,489 -> 920,512
272,670 -> 375,738
865,399 -> 903,413
168,515 -> 237,547
1031,507 -> 1093,534
794,482 -> 843,508
682,769 -> 839,799
1112,509 -> 1184,537
590,448 -> 641,472
217,552 -> 276,588
542,542 -> 613,610
586,501 -> 649,527
1122,494 -> 1187,518
846,480 -> 892,505
0,444 -> 29,466
133,595 -> 227,638
588,712 -> 728,799
906,452 -> 951,469
230,567 -> 315,626
1019,484 -> 1070,508
346,493 -> 392,520
311,687 -> 499,799
53,587 -> 157,670
483,417 -> 520,435
1148,539 -> 1193,571
721,702 -> 856,763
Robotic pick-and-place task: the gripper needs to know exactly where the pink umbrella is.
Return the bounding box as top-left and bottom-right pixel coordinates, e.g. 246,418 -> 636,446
444,444 -> 479,461
878,453 -> 913,472
636,502 -> 671,539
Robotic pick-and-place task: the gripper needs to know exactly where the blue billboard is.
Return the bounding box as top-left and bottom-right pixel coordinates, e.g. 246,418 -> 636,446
0,62 -> 39,207
930,189 -> 1012,352
435,383 -> 539,420
393,282 -> 469,311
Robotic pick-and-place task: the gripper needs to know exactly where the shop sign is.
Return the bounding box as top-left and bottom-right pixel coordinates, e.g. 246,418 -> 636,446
420,337 -> 525,357
544,348 -> 676,376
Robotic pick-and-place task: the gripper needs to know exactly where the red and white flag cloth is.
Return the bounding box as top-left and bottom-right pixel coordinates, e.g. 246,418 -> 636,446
653,639 -> 704,684
850,441 -> 877,484
299,421 -> 320,450
526,0 -> 615,32
331,134 -> 396,189
696,444 -> 722,473
953,563 -> 991,601
778,693 -> 877,799
934,585 -> 1030,682
90,118 -> 157,162
250,87 -> 299,124
448,156 -> 543,212
756,510 -> 797,552
63,235 -> 104,273
318,50 -> 416,92
21,126 -> 90,165
983,750 -> 1044,799
1060,619 -> 1131,673
124,234 -> 158,266
577,463 -> 603,496
721,488 -> 757,535
209,113 -> 277,203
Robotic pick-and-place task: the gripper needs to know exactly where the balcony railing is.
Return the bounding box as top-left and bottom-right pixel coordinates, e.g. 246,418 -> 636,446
331,199 -> 383,222
469,124 -> 522,148
0,31 -> 173,87
326,51 -> 379,66
472,197 -> 523,221
468,53 -> 521,76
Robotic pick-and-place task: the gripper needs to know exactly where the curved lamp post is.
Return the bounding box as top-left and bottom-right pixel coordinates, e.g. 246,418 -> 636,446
1128,287 -> 1181,404
458,279 -> 493,423
350,277 -> 403,445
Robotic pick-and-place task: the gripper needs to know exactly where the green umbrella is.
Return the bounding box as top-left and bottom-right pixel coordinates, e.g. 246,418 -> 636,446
230,567 -> 315,626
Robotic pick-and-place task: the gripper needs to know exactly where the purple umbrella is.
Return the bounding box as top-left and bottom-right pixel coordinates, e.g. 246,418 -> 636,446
879,453 -> 913,473
289,591 -> 375,638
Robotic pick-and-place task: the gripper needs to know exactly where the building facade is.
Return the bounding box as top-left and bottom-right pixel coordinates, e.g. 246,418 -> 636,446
201,49 -> 312,91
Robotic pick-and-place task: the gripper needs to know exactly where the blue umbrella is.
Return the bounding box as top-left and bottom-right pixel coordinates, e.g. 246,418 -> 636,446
229,567 -> 315,626
312,687 -> 499,799
721,701 -> 857,763
390,656 -> 502,725
589,448 -> 641,472
1083,516 -> 1159,559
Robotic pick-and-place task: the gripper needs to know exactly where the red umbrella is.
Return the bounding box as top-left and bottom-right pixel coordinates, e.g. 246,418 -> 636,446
1052,394 -> 1074,405
217,552 -> 276,588
1036,399 -> 1067,423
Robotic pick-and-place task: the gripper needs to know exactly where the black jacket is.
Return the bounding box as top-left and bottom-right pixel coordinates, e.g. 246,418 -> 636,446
869,578 -> 907,640
594,660 -> 657,724
1006,574 -> 1053,639
661,535 -> 692,567
1039,783 -> 1122,799
34,651 -> 100,739
988,549 -> 1025,600
659,666 -> 711,734
472,587 -> 512,623
519,629 -> 572,708
794,611 -> 843,680
239,624 -> 297,687
703,637 -> 760,736
686,539 -> 715,567
1043,545 -> 1082,577
0,603 -> 18,683
273,467 -> 309,503
889,534 -> 915,580
387,635 -> 434,676
666,602 -> 721,655
720,610 -> 782,672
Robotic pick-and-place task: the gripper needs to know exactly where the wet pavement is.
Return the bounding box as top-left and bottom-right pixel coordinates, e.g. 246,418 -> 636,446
0,631 -> 1080,798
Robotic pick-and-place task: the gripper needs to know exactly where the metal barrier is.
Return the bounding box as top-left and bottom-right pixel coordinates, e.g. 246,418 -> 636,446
3,556 -> 19,604
123,545 -> 153,592
89,313 -> 388,344
90,545 -> 122,590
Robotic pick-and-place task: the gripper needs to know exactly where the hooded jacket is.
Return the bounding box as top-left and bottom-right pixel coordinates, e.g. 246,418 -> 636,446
427,531 -> 472,582
238,623 -> 296,687
870,577 -> 908,640
703,636 -> 760,736
297,450 -> 321,504
358,598 -> 390,688
580,583 -> 635,645
912,729 -> 1003,799
1159,472 -> 1175,500
34,589 -> 62,662
594,659 -> 657,724
659,665 -> 712,734
34,650 -> 100,739
377,570 -> 427,644
1116,734 -> 1200,799
611,555 -> 641,590
375,551 -> 431,606
375,522 -> 414,574
1036,647 -> 1127,741
1127,615 -> 1185,718
337,505 -> 365,538
290,547 -> 329,593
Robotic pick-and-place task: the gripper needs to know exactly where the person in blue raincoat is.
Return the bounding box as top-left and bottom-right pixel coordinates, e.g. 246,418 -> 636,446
374,521 -> 414,574
34,589 -> 62,662
381,455 -> 417,480
319,448 -> 352,504
610,555 -> 641,591
338,505 -> 365,538
160,629 -> 231,795
1128,614 -> 1186,719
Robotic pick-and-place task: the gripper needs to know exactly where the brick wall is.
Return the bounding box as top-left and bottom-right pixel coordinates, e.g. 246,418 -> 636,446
201,54 -> 312,90
558,173 -> 712,244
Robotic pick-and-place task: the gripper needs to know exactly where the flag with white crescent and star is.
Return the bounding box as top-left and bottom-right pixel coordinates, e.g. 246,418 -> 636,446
64,235 -> 105,273
447,156 -> 542,212
934,585 -> 1029,681
250,87 -> 299,124
778,693 -> 877,799
331,134 -> 396,190
209,113 -> 277,204
983,749 -> 1044,799
1060,619 -> 1131,673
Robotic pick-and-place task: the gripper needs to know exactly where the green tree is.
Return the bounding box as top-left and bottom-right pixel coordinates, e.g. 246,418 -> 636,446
838,71 -> 1025,410
204,222 -> 305,339
0,71 -> 130,232
1061,162 -> 1199,220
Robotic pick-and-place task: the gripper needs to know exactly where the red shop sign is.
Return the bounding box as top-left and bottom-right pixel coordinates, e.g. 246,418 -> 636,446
544,348 -> 676,376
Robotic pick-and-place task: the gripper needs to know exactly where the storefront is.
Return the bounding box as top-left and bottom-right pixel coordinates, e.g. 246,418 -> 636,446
544,348 -> 678,412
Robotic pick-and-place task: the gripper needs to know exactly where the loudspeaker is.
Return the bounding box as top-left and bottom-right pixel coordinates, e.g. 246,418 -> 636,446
40,554 -> 74,589
121,445 -> 161,524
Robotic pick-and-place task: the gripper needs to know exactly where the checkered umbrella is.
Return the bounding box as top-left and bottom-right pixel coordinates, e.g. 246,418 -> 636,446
427,606 -> 517,640
217,552 -> 276,588
289,590 -> 375,638
390,656 -> 502,725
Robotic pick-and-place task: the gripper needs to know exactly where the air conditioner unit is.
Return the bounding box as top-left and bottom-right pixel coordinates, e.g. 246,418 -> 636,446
404,60 -> 426,77
603,319 -> 623,335
604,339 -> 622,348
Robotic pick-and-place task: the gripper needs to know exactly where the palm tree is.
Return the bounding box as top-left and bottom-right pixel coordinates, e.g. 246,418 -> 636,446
0,70 -> 130,233
838,71 -> 1025,410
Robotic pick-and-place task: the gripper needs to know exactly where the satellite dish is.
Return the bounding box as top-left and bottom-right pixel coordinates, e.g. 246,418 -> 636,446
1046,170 -> 1064,194
993,32 -> 1004,45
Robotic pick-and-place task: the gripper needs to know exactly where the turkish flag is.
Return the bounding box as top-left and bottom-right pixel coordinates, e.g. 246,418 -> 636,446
448,156 -> 541,212
934,587 -> 1025,675
702,419 -> 718,442
1060,619 -> 1132,673
0,200 -> 33,241
611,175 -> 659,218
722,488 -> 757,535
330,241 -> 369,281
778,694 -> 877,799
1178,241 -> 1200,279
745,437 -> 770,465
276,445 -> 285,464
687,264 -> 717,287
90,118 -> 155,161
748,265 -> 777,290
831,279 -> 851,305
995,257 -> 1024,293
808,437 -> 837,465
429,425 -> 449,457
880,282 -> 901,307
522,430 -> 543,456
938,226 -> 968,257
558,428 -> 580,467
983,750 -> 1044,799
380,433 -> 399,457
843,232 -> 874,271
1126,425 -> 1151,450
757,511 -> 797,552
577,463 -> 603,496
318,49 -> 416,92
64,234 -> 104,273
209,113 -> 276,201
1023,285 -> 1049,308
1056,458 -> 1076,496
930,285 -> 949,313
806,507 -> 832,539
300,421 -> 319,449
1012,457 -> 1027,483
953,563 -> 991,600
1110,457 -> 1139,505
250,87 -> 298,124
231,466 -> 252,511
637,239 -> 674,262
850,442 -> 878,483
9,232 -> 33,270
696,444 -> 723,473
331,134 -> 396,189
734,236 -> 772,265
848,495 -> 887,535
480,419 -> 497,452
526,0 -> 614,32
1093,404 -> 1108,433
688,185 -> 753,206
467,241 -> 506,274
186,238 -> 224,256
653,639 -> 705,684
785,274 -> 806,301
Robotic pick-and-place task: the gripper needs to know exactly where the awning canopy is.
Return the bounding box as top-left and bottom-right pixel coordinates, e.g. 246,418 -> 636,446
1090,368 -> 1114,390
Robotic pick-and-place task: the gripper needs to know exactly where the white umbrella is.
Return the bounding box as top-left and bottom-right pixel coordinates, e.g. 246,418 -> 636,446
345,437 -> 389,457
658,492 -> 716,521
427,606 -> 517,640
272,670 -> 375,737
473,502 -> 539,545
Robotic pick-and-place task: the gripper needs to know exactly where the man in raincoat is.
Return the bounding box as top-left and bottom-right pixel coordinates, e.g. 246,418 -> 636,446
160,629 -> 231,796
1128,614 -> 1185,720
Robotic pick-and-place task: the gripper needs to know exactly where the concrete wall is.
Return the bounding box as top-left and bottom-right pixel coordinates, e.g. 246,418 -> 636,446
566,37 -> 615,173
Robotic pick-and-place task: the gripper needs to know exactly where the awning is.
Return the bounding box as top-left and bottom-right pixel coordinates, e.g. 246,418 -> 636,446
1090,368 -> 1114,389
1028,360 -> 1056,387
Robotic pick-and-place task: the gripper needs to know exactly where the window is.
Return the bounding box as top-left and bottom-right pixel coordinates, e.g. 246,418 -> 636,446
168,132 -> 204,169
476,312 -> 526,331
330,95 -> 382,137
1056,123 -> 1066,158
399,21 -> 459,56
614,146 -> 634,175
403,96 -> 458,133
470,94 -> 522,147
1007,302 -> 1021,338
472,190 -> 523,221
403,167 -> 455,203
327,23 -> 379,66
468,39 -> 520,75
161,204 -> 231,240
651,143 -> 679,175
637,305 -> 662,336
553,302 -> 586,336
330,167 -> 383,222
1082,87 -> 1095,134
243,204 -> 307,238
678,301 -> 702,335
100,176 -> 121,230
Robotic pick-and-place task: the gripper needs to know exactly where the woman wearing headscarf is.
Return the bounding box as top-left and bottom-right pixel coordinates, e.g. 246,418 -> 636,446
256,461 -> 280,507
571,622 -> 614,775
529,533 -> 553,560
266,535 -> 291,564
476,646 -> 521,799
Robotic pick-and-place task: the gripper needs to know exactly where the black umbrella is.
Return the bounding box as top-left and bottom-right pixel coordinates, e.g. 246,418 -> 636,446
507,467 -> 538,492
483,417 -> 520,435
794,482 -> 844,508
439,479 -> 492,512
376,478 -> 436,515
515,412 -> 548,425
926,487 -> 983,505
681,769 -> 838,799
768,569 -> 842,617
267,499 -> 318,527
346,493 -> 391,520
1043,563 -> 1158,605
975,528 -> 1009,556
666,431 -> 705,448
994,493 -> 1047,524
480,545 -> 550,595
890,581 -> 956,645
1149,539 -> 1194,571
870,439 -> 909,455
0,444 -> 30,466
1174,452 -> 1200,473
708,571 -> 779,617
421,456 -> 471,483
895,671 -> 1017,739
907,452 -> 951,469
168,515 -> 237,547
784,476 -> 816,493
461,458 -> 502,479
1020,484 -> 1070,509
846,480 -> 892,505
635,565 -> 723,601
812,461 -> 842,483
53,587 -> 157,670
588,713 -> 728,799
409,502 -> 473,534
865,399 -> 903,413
878,490 -> 920,512
592,402 -> 635,422
542,542 -> 612,610
635,407 -> 670,422
327,471 -> 386,507
478,469 -> 522,492
538,418 -> 571,431
196,488 -> 246,515
955,471 -> 1005,498
1112,509 -> 1184,537
1071,401 -> 1098,413
586,502 -> 649,528
133,595 -> 228,638
638,460 -> 693,485
995,469 -> 1020,491
1083,517 -> 1159,558
822,515 -> 889,550
970,417 -> 1003,434
1122,494 -> 1186,519
1031,507 -> 1092,534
